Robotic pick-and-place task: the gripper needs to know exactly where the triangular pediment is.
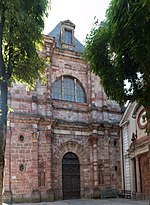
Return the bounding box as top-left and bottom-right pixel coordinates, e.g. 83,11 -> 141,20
61,20 -> 75,28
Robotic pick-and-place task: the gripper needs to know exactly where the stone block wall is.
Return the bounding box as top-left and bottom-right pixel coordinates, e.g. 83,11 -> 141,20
3,34 -> 122,202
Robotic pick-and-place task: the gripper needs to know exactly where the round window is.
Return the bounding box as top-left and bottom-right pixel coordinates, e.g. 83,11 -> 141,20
19,135 -> 24,142
137,109 -> 147,129
19,164 -> 25,172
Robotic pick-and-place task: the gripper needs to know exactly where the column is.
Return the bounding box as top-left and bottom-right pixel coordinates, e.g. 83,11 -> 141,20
131,157 -> 136,199
92,136 -> 99,187
46,129 -> 53,189
88,137 -> 94,188
31,129 -> 41,201
31,130 -> 39,190
43,128 -> 54,201
135,156 -> 141,193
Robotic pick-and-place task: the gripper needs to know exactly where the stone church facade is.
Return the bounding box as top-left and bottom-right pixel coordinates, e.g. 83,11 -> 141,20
3,20 -> 122,203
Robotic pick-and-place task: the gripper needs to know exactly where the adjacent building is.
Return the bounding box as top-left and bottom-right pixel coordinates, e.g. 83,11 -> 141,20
120,102 -> 149,199
3,20 -> 122,203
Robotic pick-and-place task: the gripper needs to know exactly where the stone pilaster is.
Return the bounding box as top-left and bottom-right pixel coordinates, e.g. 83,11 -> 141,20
89,135 -> 99,198
41,128 -> 54,202
31,130 -> 39,193
92,136 -> 99,187
88,137 -> 94,188
135,156 -> 141,193
131,158 -> 136,193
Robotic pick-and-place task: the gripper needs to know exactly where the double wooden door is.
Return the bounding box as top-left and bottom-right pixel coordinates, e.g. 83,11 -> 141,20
62,152 -> 80,199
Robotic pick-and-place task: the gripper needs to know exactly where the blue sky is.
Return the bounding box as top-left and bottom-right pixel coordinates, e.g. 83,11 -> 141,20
44,0 -> 111,44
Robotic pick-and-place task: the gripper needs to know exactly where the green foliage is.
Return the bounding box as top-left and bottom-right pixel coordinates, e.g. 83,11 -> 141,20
84,0 -> 150,108
0,2 -> 50,202
0,0 -> 50,86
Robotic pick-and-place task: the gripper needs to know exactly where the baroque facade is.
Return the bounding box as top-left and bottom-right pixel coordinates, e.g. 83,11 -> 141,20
3,20 -> 122,203
120,102 -> 149,199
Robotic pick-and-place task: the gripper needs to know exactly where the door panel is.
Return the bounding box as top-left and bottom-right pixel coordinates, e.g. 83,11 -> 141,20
62,152 -> 80,199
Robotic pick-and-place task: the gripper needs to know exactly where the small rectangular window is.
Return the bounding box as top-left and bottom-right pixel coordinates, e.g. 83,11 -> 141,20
64,29 -> 72,44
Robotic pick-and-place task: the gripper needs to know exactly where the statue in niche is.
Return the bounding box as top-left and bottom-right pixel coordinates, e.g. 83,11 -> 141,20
98,160 -> 104,185
38,159 -> 45,187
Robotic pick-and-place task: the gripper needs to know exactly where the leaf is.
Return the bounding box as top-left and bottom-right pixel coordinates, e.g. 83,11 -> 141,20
84,0 -> 150,108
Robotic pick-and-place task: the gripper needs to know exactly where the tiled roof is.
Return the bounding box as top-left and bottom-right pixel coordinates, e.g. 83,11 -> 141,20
48,21 -> 84,53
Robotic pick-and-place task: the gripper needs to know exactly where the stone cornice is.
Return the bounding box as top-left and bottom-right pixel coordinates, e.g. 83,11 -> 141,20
128,136 -> 149,157
8,113 -> 54,125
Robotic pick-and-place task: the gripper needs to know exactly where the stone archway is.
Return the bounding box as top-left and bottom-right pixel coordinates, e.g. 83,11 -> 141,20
62,152 -> 80,199
52,141 -> 90,199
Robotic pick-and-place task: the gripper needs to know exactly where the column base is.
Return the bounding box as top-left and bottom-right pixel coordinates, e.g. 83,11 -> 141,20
41,189 -> 54,202
83,187 -> 93,198
31,189 -> 41,202
92,187 -> 100,199
3,190 -> 12,204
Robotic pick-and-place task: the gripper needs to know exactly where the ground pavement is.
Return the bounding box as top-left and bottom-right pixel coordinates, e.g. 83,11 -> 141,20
3,198 -> 149,205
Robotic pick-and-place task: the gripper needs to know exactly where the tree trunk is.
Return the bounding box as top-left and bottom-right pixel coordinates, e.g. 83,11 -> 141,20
0,125 -> 6,205
0,80 -> 8,205
0,6 -> 7,203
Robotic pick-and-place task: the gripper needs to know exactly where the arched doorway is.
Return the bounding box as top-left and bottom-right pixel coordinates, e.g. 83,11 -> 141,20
62,152 -> 80,199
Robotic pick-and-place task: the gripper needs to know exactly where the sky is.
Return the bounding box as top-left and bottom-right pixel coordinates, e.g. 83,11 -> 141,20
44,0 -> 111,44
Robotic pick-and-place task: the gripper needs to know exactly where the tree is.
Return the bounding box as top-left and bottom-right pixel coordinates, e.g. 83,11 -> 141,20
0,0 -> 50,204
84,0 -> 150,126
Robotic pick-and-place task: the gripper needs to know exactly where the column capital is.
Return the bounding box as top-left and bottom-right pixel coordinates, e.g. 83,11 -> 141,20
31,130 -> 39,143
88,136 -> 98,146
46,130 -> 54,141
